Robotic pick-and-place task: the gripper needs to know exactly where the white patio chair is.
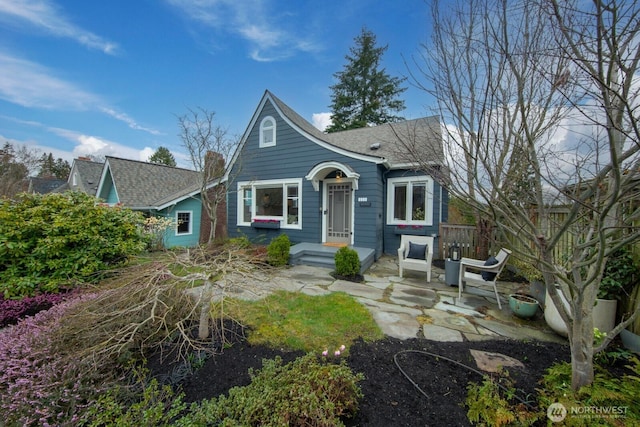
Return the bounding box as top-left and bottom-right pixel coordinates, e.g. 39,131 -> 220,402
458,248 -> 512,309
397,235 -> 434,282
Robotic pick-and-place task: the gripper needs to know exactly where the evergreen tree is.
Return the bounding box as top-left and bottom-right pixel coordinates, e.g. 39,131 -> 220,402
149,146 -> 177,167
37,153 -> 70,179
38,153 -> 55,177
52,158 -> 71,180
326,27 -> 407,133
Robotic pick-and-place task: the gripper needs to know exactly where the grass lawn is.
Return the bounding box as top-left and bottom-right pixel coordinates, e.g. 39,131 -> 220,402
219,290 -> 384,353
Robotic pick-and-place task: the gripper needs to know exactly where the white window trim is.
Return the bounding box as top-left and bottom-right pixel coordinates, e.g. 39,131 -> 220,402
259,116 -> 276,148
236,178 -> 302,230
175,210 -> 193,235
386,176 -> 433,226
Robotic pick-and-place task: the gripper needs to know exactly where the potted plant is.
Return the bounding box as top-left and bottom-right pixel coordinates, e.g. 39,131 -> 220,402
595,248 -> 637,334
509,258 -> 546,305
509,293 -> 540,319
611,248 -> 640,353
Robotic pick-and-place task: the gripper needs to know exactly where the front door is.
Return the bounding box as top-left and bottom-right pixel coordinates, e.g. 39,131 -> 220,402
326,182 -> 352,244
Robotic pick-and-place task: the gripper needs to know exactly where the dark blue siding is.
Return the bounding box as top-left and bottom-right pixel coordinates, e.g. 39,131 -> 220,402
228,100 -> 383,253
228,99 -> 447,259
382,169 -> 448,257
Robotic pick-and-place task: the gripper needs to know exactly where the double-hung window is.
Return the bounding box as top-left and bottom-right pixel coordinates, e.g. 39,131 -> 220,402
387,176 -> 433,225
237,179 -> 302,229
176,211 -> 192,235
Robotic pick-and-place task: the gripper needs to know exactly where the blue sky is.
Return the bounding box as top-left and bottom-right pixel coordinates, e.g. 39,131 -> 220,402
0,0 -> 434,168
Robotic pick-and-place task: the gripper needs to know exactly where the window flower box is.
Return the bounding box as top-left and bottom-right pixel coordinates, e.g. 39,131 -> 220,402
251,220 -> 281,229
393,224 -> 427,235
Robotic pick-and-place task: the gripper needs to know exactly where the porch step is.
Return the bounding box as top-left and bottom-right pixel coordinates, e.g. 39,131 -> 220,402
295,255 -> 335,269
289,242 -> 375,274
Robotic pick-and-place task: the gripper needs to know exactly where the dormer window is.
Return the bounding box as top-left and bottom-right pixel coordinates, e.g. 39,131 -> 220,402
259,116 -> 276,147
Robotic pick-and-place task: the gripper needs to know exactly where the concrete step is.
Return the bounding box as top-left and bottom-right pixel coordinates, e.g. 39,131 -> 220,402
294,255 -> 335,269
289,242 -> 376,275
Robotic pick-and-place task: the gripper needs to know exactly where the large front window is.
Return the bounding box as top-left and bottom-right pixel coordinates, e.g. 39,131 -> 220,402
237,179 -> 302,229
387,176 -> 433,225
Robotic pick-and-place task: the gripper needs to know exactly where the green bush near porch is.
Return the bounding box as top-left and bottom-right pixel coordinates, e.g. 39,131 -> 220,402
335,246 -> 361,277
267,234 -> 290,266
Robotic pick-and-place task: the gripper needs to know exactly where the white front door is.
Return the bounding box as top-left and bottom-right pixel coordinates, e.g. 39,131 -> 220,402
325,182 -> 352,244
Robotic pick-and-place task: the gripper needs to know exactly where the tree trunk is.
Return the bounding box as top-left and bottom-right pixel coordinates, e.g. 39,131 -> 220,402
570,309 -> 595,389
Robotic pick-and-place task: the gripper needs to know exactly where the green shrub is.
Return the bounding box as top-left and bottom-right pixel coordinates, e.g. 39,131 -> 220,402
466,357 -> 640,426
466,374 -> 538,426
176,353 -> 364,426
335,246 -> 360,277
227,235 -> 252,249
267,234 -> 290,266
537,358 -> 640,425
0,192 -> 146,298
80,377 -> 186,427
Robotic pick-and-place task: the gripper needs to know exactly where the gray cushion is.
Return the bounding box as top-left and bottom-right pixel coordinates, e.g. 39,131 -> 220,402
407,242 -> 427,260
482,256 -> 499,280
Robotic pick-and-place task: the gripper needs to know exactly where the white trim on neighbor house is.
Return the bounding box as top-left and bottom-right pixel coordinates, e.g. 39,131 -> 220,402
236,178 -> 303,230
175,210 -> 193,235
259,116 -> 276,148
386,176 -> 434,226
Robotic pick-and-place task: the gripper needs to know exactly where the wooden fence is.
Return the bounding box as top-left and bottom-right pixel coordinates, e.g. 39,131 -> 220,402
439,208 -> 574,262
439,223 -> 492,260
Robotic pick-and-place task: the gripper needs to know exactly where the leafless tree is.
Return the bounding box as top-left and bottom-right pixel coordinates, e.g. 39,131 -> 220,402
406,0 -> 640,390
0,142 -> 41,198
177,107 -> 238,243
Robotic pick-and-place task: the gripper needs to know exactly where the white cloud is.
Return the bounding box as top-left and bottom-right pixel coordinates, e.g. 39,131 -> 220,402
166,0 -> 320,61
0,0 -> 118,54
0,51 -> 161,135
0,52 -> 97,109
140,147 -> 155,162
312,112 -> 331,131
46,127 -> 139,160
100,107 -> 163,135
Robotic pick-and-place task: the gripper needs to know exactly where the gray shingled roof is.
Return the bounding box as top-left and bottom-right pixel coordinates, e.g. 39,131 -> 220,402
267,91 -> 443,167
28,177 -> 67,194
75,159 -> 104,195
105,157 -> 202,208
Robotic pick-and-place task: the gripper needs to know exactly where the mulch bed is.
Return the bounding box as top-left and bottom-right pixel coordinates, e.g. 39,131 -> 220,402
148,325 -> 573,426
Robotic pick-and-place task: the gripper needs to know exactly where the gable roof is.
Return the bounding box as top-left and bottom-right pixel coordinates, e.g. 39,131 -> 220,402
226,90 -> 443,178
28,177 -> 67,194
98,156 -> 203,209
68,158 -> 104,195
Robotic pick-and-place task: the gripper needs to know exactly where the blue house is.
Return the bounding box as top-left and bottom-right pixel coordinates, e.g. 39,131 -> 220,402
95,156 -> 209,248
225,91 -> 448,270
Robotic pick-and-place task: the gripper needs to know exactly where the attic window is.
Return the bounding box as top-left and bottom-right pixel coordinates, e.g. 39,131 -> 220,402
259,116 -> 276,148
370,142 -> 381,150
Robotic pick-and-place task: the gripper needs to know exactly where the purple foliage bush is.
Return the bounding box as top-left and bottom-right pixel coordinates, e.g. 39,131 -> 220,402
0,293 -> 124,426
0,290 -> 78,328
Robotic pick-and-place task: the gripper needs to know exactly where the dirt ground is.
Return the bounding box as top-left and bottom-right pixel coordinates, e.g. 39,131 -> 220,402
150,326 -> 572,426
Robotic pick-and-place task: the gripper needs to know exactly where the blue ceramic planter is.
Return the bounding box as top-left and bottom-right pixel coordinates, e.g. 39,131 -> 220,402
509,294 -> 540,319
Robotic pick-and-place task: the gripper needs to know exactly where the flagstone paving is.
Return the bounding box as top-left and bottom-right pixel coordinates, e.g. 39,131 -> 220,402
198,255 -> 567,345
